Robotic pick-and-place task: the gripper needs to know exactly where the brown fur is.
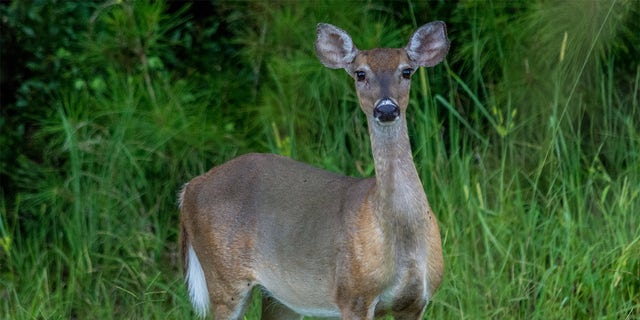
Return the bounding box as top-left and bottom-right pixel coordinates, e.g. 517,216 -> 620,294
180,21 -> 449,320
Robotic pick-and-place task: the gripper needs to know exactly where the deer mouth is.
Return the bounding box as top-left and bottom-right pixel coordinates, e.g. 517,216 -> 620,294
373,99 -> 400,124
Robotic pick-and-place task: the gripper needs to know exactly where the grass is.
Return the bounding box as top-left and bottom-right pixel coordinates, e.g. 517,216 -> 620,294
1,0 -> 639,319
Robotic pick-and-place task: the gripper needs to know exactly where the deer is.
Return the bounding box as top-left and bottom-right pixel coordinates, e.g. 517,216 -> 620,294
179,21 -> 449,320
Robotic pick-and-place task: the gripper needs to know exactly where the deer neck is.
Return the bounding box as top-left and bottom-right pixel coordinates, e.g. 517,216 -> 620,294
368,114 -> 429,239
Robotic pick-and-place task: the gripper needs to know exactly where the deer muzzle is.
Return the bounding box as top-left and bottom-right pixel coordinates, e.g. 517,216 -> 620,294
374,98 -> 400,124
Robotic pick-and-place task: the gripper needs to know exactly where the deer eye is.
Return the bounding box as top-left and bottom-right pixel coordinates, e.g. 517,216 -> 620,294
355,71 -> 366,82
402,68 -> 413,79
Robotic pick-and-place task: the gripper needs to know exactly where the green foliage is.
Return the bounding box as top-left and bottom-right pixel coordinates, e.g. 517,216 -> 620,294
1,0 -> 639,319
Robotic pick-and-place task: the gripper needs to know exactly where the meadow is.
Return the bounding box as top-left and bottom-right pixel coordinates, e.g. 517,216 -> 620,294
1,1 -> 638,319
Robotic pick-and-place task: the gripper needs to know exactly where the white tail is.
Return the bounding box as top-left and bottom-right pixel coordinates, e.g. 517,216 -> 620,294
185,244 -> 209,317
180,21 -> 449,320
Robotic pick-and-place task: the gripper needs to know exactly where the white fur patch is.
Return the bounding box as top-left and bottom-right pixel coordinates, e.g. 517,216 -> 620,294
178,183 -> 189,209
186,245 -> 209,318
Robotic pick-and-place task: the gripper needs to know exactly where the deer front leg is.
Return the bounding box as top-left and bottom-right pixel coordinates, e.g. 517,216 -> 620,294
391,302 -> 428,320
334,268 -> 380,320
261,295 -> 302,320
388,270 -> 430,320
337,296 -> 378,320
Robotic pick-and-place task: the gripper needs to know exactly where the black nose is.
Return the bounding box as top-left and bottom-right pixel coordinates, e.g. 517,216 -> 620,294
374,102 -> 400,122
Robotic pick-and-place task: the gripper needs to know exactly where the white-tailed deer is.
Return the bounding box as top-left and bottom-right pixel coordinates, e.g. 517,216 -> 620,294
180,21 -> 449,319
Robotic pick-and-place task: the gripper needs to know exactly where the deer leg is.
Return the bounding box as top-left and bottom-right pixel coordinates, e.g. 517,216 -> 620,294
336,296 -> 377,320
260,295 -> 302,320
339,307 -> 375,320
389,295 -> 428,320
208,279 -> 254,320
391,304 -> 427,320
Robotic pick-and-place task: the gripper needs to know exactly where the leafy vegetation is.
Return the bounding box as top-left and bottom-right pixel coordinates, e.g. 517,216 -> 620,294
1,0 -> 638,319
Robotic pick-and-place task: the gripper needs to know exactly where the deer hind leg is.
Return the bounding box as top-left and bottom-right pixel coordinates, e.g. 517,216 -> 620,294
208,279 -> 254,320
199,250 -> 256,319
260,295 -> 302,320
183,244 -> 254,319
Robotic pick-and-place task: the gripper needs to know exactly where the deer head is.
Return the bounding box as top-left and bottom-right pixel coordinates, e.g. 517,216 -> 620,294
314,22 -> 449,126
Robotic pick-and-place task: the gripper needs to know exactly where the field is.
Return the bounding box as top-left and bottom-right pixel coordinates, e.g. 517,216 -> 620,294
1,1 -> 639,319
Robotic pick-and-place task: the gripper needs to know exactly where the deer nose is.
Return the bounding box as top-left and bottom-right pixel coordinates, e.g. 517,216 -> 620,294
373,99 -> 400,123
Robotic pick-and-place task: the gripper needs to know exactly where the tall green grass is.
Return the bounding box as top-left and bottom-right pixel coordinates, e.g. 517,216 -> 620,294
1,0 -> 638,319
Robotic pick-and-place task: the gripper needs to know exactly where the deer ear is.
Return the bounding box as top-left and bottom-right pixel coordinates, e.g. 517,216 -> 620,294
406,21 -> 450,67
315,23 -> 358,69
